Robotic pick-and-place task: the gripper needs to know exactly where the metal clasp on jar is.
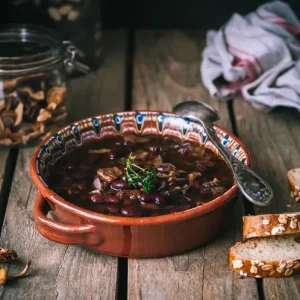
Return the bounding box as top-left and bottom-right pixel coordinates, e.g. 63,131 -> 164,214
63,41 -> 92,75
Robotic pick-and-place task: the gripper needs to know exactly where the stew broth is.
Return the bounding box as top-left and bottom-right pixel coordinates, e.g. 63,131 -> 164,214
48,135 -> 234,217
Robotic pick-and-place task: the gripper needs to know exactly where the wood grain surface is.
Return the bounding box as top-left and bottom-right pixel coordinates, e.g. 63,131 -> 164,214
234,100 -> 300,299
129,30 -> 258,300
0,29 -> 127,300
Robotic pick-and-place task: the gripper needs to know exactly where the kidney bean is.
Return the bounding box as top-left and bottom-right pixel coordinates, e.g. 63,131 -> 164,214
150,193 -> 165,205
105,195 -> 120,203
63,176 -> 73,185
120,174 -> 127,181
156,163 -> 175,173
77,180 -> 89,191
168,178 -> 188,187
137,182 -> 143,189
202,161 -> 216,168
123,199 -> 136,206
196,163 -> 207,172
169,205 -> 191,214
146,151 -> 157,160
64,161 -> 74,170
193,180 -> 201,189
107,204 -> 120,213
111,180 -> 129,190
72,170 -> 89,180
80,193 -> 90,201
199,187 -> 213,195
90,194 -> 105,203
140,203 -> 159,210
138,193 -> 153,203
66,187 -> 73,196
150,178 -> 161,187
121,207 -> 142,217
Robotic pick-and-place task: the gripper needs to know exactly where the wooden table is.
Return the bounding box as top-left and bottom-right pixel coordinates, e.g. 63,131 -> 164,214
0,29 -> 300,300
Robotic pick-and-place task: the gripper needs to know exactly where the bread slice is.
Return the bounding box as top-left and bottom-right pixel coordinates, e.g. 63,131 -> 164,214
288,168 -> 300,202
229,235 -> 300,278
243,213 -> 300,240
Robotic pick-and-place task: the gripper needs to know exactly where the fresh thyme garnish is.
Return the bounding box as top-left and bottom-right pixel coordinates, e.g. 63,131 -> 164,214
123,152 -> 157,194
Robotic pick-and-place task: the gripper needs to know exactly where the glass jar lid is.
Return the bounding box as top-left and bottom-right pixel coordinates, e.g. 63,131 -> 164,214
0,24 -> 90,75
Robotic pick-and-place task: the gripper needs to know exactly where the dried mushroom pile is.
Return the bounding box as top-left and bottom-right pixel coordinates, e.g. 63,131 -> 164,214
0,74 -> 66,146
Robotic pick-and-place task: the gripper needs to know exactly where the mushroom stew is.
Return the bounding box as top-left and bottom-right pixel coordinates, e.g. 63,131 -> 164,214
48,134 -> 234,217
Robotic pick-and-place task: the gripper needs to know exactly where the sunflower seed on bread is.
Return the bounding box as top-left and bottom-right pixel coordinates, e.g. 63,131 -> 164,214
243,213 -> 300,240
229,235 -> 300,278
288,168 -> 300,202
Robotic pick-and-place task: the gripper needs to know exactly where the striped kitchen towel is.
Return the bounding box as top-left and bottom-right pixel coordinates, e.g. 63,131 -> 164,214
201,0 -> 300,112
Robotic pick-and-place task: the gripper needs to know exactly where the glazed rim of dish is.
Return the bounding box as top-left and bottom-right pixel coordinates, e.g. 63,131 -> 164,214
31,110 -> 251,226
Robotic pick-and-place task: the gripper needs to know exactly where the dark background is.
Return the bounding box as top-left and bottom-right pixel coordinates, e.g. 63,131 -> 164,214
1,0 -> 300,29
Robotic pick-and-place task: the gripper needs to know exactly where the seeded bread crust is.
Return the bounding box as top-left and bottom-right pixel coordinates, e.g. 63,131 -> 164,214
288,168 -> 300,202
229,239 -> 300,278
243,213 -> 300,240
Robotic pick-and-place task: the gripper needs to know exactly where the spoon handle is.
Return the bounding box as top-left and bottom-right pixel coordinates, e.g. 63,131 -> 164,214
205,125 -> 273,206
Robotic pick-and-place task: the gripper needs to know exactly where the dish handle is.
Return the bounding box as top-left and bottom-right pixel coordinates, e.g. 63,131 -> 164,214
34,192 -> 102,246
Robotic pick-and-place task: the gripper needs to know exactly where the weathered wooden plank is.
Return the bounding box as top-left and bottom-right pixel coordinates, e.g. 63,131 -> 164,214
67,29 -> 128,122
234,100 -> 300,299
0,149 -> 10,228
129,30 -> 258,300
0,29 -> 127,300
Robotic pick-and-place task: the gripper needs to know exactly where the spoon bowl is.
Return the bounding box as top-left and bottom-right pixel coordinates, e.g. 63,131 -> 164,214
173,100 -> 273,206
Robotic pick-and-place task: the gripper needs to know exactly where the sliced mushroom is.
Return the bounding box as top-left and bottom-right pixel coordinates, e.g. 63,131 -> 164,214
4,91 -> 19,111
3,79 -> 17,93
2,110 -> 17,128
14,103 -> 24,126
18,86 -> 45,101
188,172 -> 202,186
46,85 -> 66,107
37,109 -> 52,123
133,150 -> 148,161
97,167 -> 122,184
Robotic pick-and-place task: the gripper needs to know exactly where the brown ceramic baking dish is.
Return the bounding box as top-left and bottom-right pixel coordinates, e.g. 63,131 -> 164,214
31,110 -> 251,258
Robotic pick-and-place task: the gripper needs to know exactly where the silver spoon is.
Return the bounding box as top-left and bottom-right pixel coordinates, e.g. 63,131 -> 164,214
173,100 -> 273,206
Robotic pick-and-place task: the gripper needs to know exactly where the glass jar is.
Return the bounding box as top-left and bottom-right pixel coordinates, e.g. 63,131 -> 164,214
8,0 -> 103,77
0,24 -> 89,147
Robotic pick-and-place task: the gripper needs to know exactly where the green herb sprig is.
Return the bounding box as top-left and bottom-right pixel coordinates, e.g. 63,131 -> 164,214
123,153 -> 157,194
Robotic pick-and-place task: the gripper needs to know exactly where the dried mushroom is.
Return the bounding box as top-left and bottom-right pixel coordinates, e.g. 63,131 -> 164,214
0,70 -> 67,145
0,247 -> 17,263
0,261 -> 31,286
47,85 -> 66,107
18,86 -> 45,101
37,109 -> 52,123
3,79 -> 17,93
14,103 -> 24,126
